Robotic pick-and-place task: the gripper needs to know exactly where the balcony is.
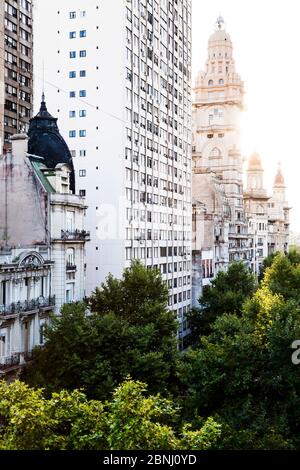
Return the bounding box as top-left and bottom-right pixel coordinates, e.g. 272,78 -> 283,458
0,352 -> 33,374
60,229 -> 90,242
66,263 -> 77,272
0,295 -> 55,317
0,353 -> 21,372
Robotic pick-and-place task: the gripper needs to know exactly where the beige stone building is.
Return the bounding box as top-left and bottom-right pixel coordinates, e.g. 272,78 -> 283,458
244,152 -> 270,276
192,172 -> 230,305
268,166 -> 290,255
192,17 -> 251,303
192,18 -> 291,307
244,153 -> 290,274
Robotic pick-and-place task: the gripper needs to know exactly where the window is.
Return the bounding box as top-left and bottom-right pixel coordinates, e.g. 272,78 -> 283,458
80,70 -> 86,77
79,190 -> 86,197
79,169 -> 86,177
219,78 -> 224,85
79,110 -> 86,117
69,91 -> 76,98
69,71 -> 76,78
0,336 -> 5,358
69,31 -> 76,38
69,11 -> 76,19
79,50 -> 86,57
210,147 -> 221,159
80,150 -> 86,157
69,51 -> 76,58
69,130 -> 76,138
80,30 -> 86,37
79,90 -> 86,97
39,324 -> 45,345
208,79 -> 214,86
79,130 -> 86,137
69,110 -> 76,118
80,10 -> 86,17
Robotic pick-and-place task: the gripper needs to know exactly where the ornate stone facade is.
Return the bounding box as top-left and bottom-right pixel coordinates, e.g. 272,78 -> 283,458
192,19 -> 290,305
0,101 -> 88,378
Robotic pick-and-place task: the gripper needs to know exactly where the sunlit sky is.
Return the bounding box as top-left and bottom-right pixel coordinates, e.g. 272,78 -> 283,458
192,0 -> 300,233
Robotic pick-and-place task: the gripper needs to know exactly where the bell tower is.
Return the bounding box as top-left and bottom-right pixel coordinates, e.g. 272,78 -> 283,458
246,152 -> 265,193
192,18 -> 249,264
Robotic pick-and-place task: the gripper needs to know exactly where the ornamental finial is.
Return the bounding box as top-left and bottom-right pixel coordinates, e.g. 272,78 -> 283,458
217,15 -> 224,30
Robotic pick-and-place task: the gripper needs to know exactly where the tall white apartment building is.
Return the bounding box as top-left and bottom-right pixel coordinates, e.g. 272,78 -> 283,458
34,0 -> 192,338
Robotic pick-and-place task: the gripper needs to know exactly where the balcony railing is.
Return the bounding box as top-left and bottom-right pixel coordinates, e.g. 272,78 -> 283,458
0,295 -> 55,317
66,263 -> 77,272
60,229 -> 90,242
0,353 -> 21,371
0,351 -> 33,372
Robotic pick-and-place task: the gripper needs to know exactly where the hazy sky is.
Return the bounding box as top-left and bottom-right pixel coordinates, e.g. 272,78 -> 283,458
192,0 -> 300,232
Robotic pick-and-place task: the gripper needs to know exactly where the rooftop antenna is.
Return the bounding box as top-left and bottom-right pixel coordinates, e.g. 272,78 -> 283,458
42,59 -> 45,102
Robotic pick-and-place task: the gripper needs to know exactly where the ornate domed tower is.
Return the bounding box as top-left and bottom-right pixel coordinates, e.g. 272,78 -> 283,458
192,17 -> 249,268
28,95 -> 75,193
273,166 -> 286,202
244,152 -> 270,275
246,152 -> 266,194
268,165 -> 290,254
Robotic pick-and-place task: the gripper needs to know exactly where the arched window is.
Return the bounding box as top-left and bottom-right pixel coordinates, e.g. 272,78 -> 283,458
209,147 -> 221,159
208,79 -> 214,86
219,79 -> 224,85
66,248 -> 75,267
257,204 -> 264,215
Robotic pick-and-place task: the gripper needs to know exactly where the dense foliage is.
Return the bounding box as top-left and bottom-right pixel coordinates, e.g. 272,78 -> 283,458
187,262 -> 256,340
0,379 -> 221,450
19,253 -> 300,449
25,261 -> 179,400
181,253 -> 300,449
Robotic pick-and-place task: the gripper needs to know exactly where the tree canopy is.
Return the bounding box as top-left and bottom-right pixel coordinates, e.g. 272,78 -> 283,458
180,253 -> 300,449
20,252 -> 300,450
0,379 -> 221,451
188,262 -> 256,341
25,261 -> 179,400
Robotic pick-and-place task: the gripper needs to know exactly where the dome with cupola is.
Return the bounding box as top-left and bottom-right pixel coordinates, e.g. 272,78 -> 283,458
274,167 -> 285,188
208,16 -> 233,52
248,151 -> 262,170
28,94 -> 75,193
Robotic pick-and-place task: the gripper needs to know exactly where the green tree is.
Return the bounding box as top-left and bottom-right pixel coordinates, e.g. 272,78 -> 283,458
180,283 -> 300,449
258,251 -> 279,281
25,262 -> 179,400
263,253 -> 300,304
107,378 -> 221,450
90,260 -> 169,325
0,381 -> 107,450
0,379 -> 221,451
188,262 -> 256,340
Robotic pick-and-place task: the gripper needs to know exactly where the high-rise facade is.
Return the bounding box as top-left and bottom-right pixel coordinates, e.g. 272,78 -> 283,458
0,0 -> 33,148
34,0 -> 192,337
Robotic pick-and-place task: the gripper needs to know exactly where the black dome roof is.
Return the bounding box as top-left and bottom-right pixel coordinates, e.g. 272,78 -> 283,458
28,95 -> 75,193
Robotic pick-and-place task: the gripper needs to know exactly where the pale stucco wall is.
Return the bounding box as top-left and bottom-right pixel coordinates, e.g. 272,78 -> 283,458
0,152 -> 48,248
